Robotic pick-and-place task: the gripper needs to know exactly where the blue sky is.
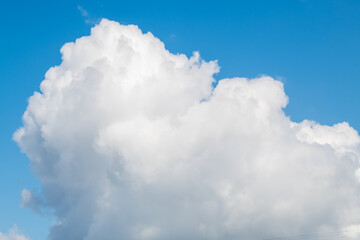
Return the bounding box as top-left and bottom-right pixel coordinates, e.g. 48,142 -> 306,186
1,0 -> 360,239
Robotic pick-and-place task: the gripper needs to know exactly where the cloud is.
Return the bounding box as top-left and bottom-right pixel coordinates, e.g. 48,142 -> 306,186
77,5 -> 100,25
20,189 -> 44,214
14,19 -> 360,240
0,226 -> 30,240
343,224 -> 360,239
77,5 -> 89,17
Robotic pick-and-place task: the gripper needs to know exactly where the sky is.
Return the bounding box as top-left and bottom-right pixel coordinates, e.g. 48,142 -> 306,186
1,0 -> 360,239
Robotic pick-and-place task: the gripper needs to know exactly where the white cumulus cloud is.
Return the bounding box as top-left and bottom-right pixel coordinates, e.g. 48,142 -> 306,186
0,226 -> 30,240
14,19 -> 360,240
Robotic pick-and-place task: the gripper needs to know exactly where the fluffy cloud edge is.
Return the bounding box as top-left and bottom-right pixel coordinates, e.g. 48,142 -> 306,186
0,226 -> 30,240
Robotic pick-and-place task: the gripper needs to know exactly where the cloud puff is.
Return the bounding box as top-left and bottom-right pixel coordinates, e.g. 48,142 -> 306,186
14,19 -> 360,240
0,226 -> 30,240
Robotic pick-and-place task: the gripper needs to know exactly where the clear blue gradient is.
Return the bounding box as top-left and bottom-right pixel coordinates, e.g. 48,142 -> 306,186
1,0 -> 360,238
